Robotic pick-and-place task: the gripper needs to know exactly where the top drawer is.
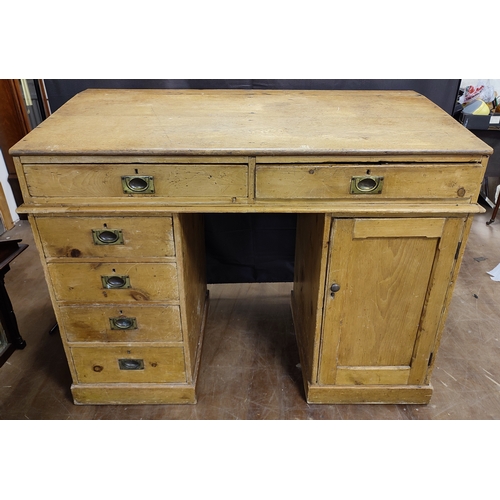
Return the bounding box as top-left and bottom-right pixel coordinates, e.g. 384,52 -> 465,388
255,163 -> 484,202
22,163 -> 248,202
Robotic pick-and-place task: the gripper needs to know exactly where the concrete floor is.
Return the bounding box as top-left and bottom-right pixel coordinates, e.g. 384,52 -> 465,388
1,205 -> 500,420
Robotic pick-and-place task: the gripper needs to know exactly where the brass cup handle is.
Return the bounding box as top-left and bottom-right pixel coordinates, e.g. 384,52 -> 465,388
92,229 -> 124,245
118,359 -> 144,370
121,175 -> 155,194
101,275 -> 131,289
109,317 -> 137,330
350,175 -> 384,194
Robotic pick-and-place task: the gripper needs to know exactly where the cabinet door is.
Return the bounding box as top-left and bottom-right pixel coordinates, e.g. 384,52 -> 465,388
318,217 -> 465,386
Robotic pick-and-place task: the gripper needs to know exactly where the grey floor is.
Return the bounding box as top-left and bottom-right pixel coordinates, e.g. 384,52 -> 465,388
1,204 -> 500,420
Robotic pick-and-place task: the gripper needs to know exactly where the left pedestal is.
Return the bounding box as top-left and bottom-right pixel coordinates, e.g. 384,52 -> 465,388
28,212 -> 207,405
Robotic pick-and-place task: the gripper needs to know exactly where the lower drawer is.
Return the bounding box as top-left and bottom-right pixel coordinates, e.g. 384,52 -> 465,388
71,345 -> 186,383
48,262 -> 179,303
59,305 -> 182,343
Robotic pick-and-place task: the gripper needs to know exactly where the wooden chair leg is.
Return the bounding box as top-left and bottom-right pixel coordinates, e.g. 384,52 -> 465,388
486,188 -> 500,225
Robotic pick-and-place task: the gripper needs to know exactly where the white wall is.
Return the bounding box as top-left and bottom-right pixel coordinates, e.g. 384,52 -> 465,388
0,150 -> 20,224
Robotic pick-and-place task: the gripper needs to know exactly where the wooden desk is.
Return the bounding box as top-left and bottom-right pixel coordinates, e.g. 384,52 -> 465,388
0,239 -> 28,367
9,89 -> 492,405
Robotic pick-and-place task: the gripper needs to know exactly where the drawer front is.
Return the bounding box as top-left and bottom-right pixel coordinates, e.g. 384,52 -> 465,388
71,346 -> 186,383
48,262 -> 179,303
60,305 -> 182,343
36,216 -> 175,259
255,163 -> 483,201
24,163 -> 248,201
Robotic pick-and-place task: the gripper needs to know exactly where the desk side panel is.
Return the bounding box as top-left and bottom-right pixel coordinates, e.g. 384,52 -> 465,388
293,213 -> 330,384
174,213 -> 207,382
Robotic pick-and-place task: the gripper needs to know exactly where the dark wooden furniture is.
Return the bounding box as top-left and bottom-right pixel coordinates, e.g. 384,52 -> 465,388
0,80 -> 31,209
466,129 -> 500,225
0,239 -> 28,367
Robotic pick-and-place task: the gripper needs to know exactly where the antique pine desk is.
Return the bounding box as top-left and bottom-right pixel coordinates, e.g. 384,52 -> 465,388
9,89 -> 492,405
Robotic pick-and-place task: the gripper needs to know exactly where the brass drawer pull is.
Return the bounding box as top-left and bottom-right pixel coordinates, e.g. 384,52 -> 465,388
92,229 -> 124,245
109,316 -> 137,330
101,275 -> 131,289
118,359 -> 144,370
121,175 -> 155,194
350,175 -> 384,194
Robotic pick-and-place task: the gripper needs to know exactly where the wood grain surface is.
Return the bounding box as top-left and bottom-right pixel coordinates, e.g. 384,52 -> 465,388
10,89 -> 492,156
7,89 -> 493,406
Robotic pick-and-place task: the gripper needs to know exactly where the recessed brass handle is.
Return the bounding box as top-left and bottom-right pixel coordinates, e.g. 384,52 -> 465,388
101,275 -> 131,289
350,175 -> 384,194
92,229 -> 124,245
109,316 -> 137,330
121,175 -> 155,194
118,359 -> 144,370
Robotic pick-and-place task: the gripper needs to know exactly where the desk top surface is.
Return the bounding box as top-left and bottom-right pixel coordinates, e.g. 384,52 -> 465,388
10,89 -> 492,157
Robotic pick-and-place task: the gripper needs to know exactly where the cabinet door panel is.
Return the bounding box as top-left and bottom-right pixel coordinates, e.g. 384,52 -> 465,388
319,217 -> 463,386
335,366 -> 410,385
337,235 -> 437,366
